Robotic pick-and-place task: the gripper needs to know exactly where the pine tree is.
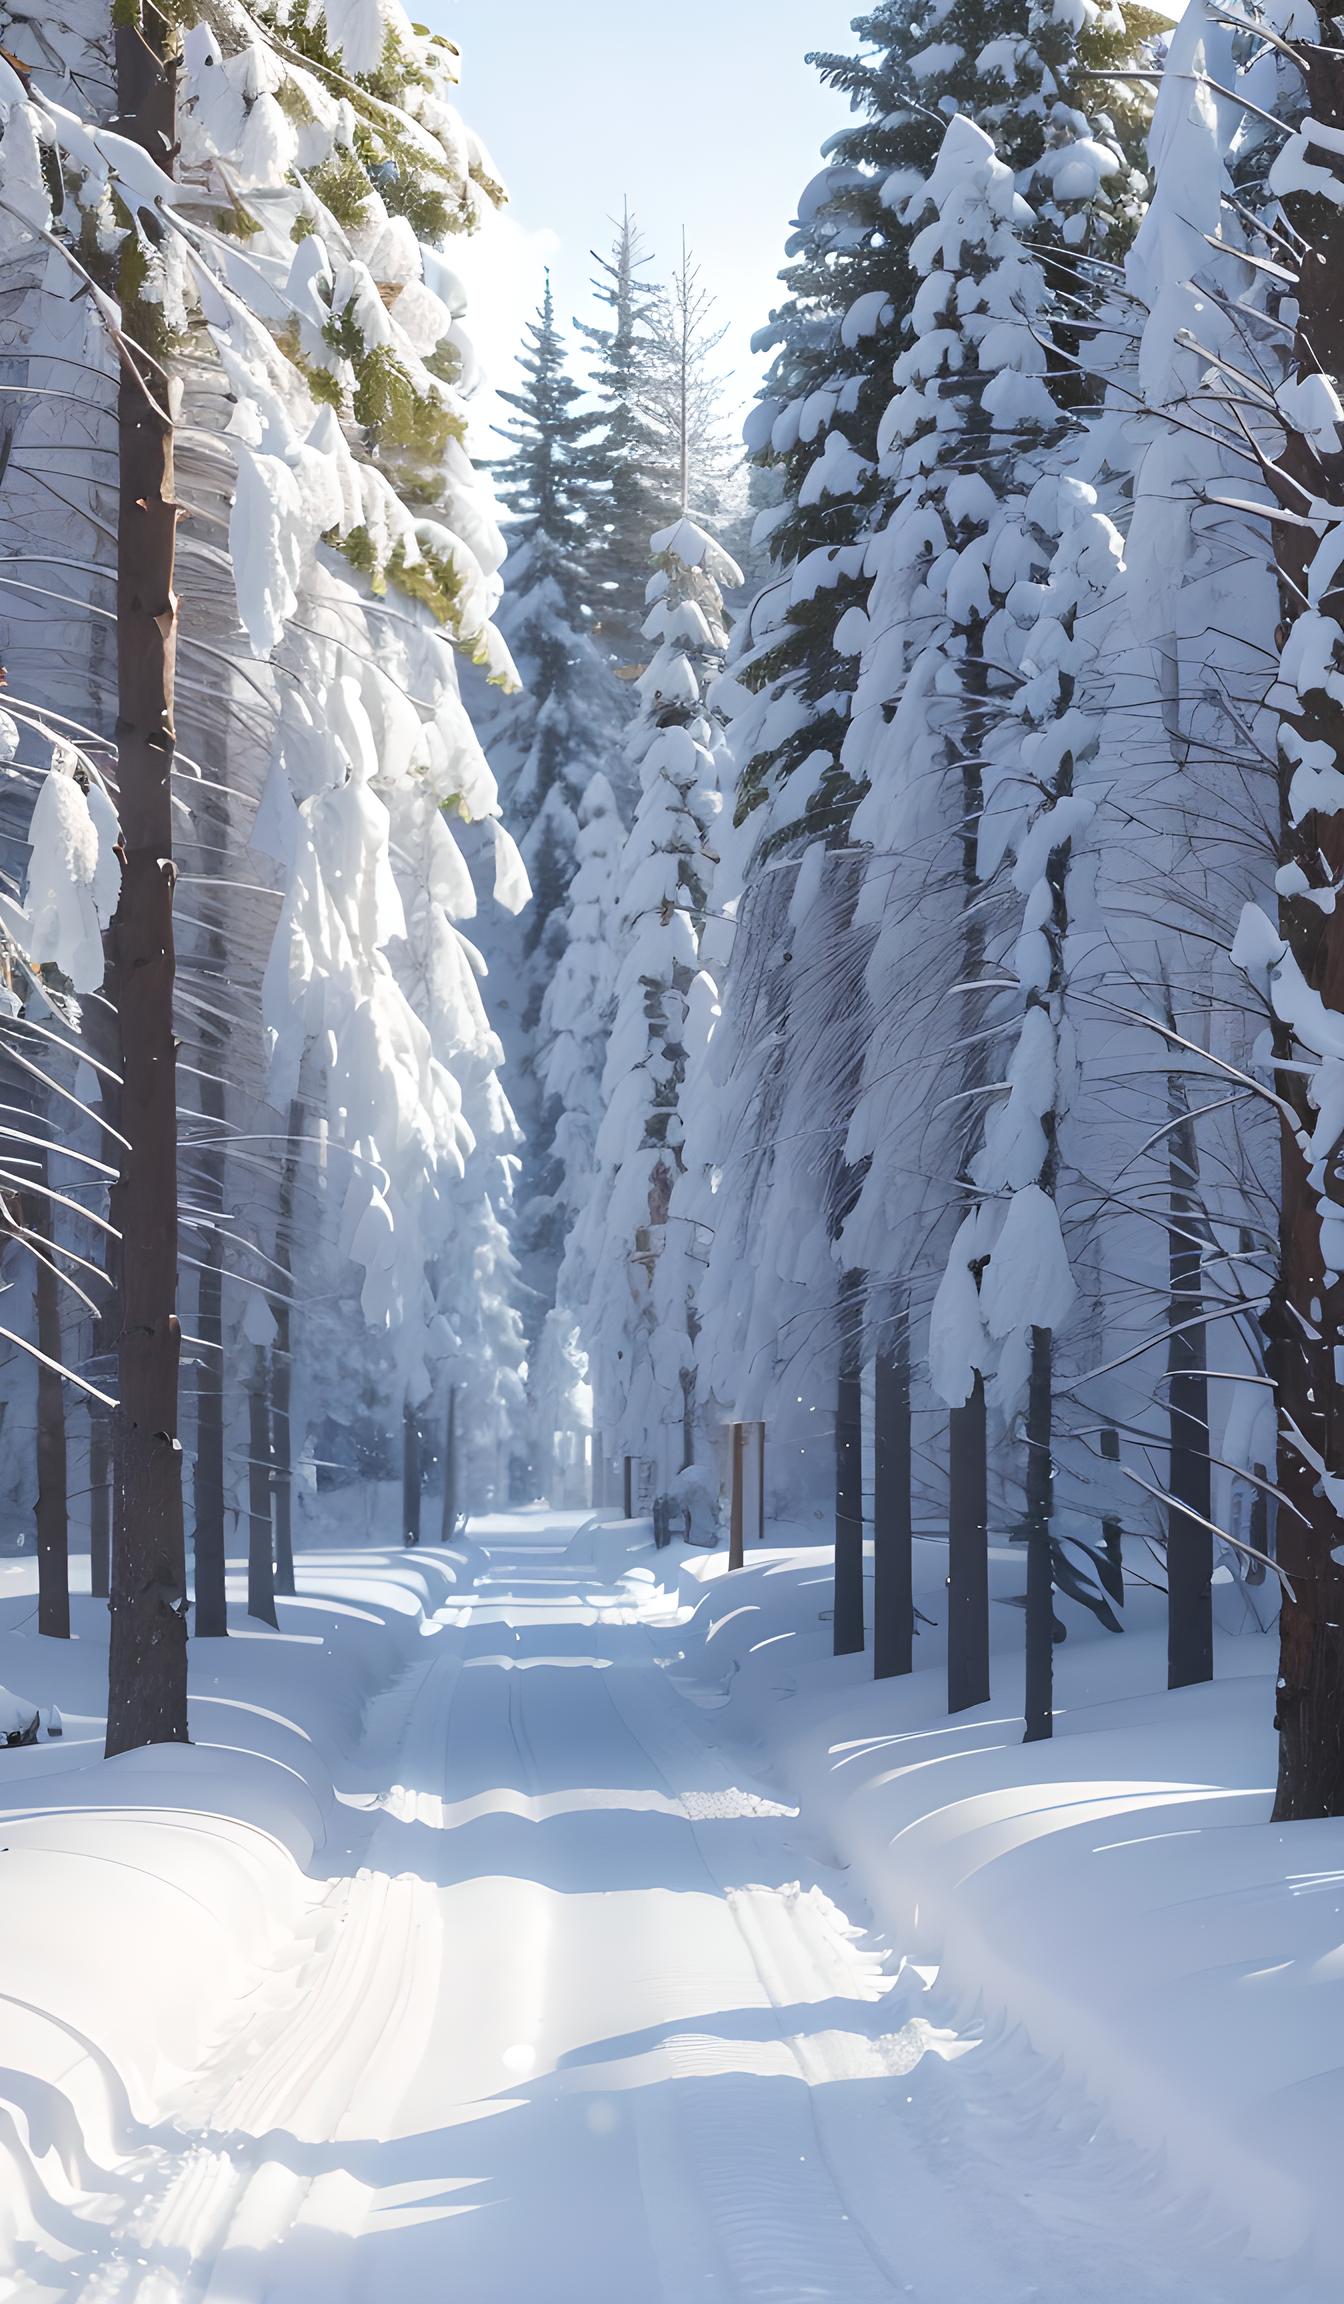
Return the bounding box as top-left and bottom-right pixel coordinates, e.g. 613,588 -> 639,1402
577,206 -> 672,677
484,280 -> 620,1355
579,520 -> 740,1501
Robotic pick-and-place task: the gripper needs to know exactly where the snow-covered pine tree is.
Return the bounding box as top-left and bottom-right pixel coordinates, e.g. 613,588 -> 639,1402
481,278 -> 620,1357
640,237 -> 741,532
578,519 -> 740,1513
536,770 -> 623,1481
1224,15 -> 1344,1816
1067,0 -> 1287,1702
694,0 -> 1161,1667
577,206 -> 672,685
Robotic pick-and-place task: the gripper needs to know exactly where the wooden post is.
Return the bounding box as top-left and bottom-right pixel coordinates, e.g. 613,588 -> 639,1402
105,1 -> 189,1754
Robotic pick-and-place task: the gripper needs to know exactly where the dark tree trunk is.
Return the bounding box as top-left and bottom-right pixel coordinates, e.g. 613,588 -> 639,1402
269,1099 -> 302,1599
592,1427 -> 605,1511
440,1384 -> 459,1543
192,1241 -> 226,1634
728,1423 -> 744,1572
947,1376 -> 989,1714
1166,1081 -> 1213,1691
873,1321 -> 913,1680
833,1323 -> 864,1658
1268,35 -> 1344,1819
623,1456 -> 634,1519
1023,1326 -> 1055,1743
246,1365 -> 277,1625
403,1398 -> 422,1547
89,1409 -> 111,1601
30,1152 -> 69,1639
105,7 -> 188,1756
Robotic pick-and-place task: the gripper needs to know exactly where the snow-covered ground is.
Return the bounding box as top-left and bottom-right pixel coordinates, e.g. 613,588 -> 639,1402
0,1503 -> 1332,2300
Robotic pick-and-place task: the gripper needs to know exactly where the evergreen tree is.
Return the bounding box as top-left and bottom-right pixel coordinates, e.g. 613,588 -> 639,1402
578,520 -> 740,1501
577,205 -> 672,676
483,279 -> 621,1352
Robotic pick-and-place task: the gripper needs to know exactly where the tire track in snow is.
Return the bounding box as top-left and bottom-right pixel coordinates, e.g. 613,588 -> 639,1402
63,1616 -> 467,2304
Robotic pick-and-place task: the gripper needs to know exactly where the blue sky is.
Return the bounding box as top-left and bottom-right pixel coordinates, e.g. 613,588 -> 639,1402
427,1 -> 862,428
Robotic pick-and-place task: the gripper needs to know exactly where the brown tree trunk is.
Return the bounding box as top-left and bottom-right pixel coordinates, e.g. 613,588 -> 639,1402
1166,1080 -> 1212,1690
947,1377 -> 989,1714
1023,1327 -> 1054,1743
270,1099 -> 302,1598
89,1410 -> 111,1601
246,1361 -> 277,1625
873,1319 -> 913,1680
403,1397 -> 422,1547
728,1422 -> 744,1571
30,1151 -> 69,1639
1268,37 -> 1344,1818
105,6 -> 188,1755
190,912 -> 228,1637
440,1383 -> 459,1543
833,1316 -> 865,1658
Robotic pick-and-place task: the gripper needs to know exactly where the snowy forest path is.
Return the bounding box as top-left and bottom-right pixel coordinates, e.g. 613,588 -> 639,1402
52,1514 -> 1255,2303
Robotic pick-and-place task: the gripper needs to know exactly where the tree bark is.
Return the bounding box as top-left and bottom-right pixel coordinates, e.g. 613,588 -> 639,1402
440,1383 -> 459,1543
1166,1081 -> 1212,1690
105,6 -> 188,1755
1268,35 -> 1344,1818
623,1455 -> 635,1519
30,1150 -> 69,1639
1023,1326 -> 1054,1742
873,1322 -> 913,1680
403,1397 -> 422,1547
246,1361 -> 277,1625
89,1410 -> 111,1601
728,1422 -> 744,1572
833,1327 -> 864,1658
191,1118 -> 227,1636
947,1376 -> 989,1713
592,1426 -> 605,1511
269,1099 -> 302,1599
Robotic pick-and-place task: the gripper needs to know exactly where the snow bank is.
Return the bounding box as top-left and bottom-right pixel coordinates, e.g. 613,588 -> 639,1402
632,1525 -> 1334,2284
0,1542 -> 467,2272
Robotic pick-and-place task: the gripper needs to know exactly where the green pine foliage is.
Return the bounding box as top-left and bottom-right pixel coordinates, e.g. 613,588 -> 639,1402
575,206 -> 676,677
737,0 -> 1163,834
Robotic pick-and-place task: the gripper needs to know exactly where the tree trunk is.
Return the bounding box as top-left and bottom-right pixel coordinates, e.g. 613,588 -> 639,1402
1167,1083 -> 1212,1690
623,1455 -> 634,1519
30,1153 -> 69,1639
270,1099 -> 302,1599
833,1335 -> 864,1658
246,1363 -> 277,1626
728,1423 -> 744,1572
403,1398 -> 422,1547
947,1376 -> 989,1714
105,7 -> 188,1756
1023,1326 -> 1054,1743
592,1426 -> 605,1510
89,1409 -> 111,1601
192,1194 -> 227,1636
1268,35 -> 1344,1819
873,1323 -> 913,1680
440,1384 -> 459,1542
